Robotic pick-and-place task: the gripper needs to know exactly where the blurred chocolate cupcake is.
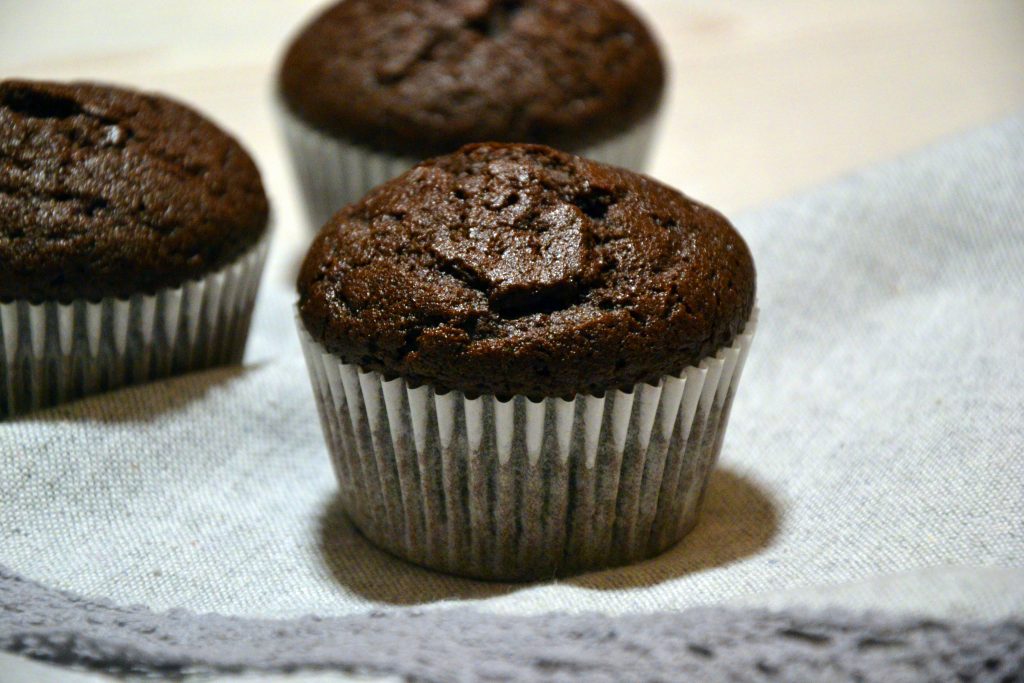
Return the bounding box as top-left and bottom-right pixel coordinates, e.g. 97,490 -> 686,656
278,0 -> 665,227
0,79 -> 270,417
297,144 -> 756,580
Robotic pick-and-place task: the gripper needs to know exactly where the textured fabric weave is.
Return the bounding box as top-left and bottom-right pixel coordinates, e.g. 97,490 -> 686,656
1,114 -> 1023,679
2,568 -> 1022,681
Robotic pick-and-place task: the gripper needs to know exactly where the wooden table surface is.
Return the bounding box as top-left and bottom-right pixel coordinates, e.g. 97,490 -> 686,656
2,0 -> 1023,285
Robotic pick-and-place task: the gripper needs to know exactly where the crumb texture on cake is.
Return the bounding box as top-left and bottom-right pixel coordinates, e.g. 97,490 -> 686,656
298,144 -> 755,399
279,0 -> 665,157
0,79 -> 269,302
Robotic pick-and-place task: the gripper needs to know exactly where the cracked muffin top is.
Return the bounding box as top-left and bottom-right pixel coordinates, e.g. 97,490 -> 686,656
0,79 -> 269,303
298,144 -> 755,399
278,0 -> 665,157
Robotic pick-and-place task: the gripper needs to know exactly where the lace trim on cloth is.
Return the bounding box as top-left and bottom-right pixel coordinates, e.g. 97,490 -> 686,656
2,567 -> 1021,681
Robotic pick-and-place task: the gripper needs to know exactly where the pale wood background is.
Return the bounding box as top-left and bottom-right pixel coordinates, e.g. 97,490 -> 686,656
1,0 -> 1022,285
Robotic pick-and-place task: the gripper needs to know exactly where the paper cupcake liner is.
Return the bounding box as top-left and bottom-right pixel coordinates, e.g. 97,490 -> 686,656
298,310 -> 757,581
279,106 -> 659,229
0,238 -> 269,419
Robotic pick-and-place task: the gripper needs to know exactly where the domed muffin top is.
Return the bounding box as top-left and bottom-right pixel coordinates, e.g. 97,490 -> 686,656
279,0 -> 665,157
0,79 -> 269,303
298,144 -> 755,399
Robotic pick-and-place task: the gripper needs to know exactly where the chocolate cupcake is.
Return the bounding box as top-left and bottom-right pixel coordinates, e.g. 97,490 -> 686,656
278,0 -> 665,227
297,144 -> 756,580
0,80 -> 270,417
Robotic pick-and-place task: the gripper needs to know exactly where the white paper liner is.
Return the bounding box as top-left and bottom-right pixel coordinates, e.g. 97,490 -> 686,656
298,309 -> 757,581
279,106 -> 659,229
0,238 -> 268,418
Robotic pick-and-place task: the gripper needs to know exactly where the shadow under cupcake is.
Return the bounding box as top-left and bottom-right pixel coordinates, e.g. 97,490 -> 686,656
297,143 -> 757,581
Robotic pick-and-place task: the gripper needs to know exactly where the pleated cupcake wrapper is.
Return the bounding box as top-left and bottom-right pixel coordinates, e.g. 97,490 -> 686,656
299,310 -> 757,581
279,104 -> 659,229
0,238 -> 269,418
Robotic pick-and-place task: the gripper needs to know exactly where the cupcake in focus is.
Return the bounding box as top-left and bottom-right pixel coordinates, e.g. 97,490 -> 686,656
0,79 -> 270,417
297,143 -> 756,580
278,0 -> 666,227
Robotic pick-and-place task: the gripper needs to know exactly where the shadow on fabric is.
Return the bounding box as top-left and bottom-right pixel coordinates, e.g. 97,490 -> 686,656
316,467 -> 778,605
7,364 -> 261,424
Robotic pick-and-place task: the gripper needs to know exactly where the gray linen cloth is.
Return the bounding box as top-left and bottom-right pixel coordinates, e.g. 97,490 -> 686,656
1,114 -> 1022,681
